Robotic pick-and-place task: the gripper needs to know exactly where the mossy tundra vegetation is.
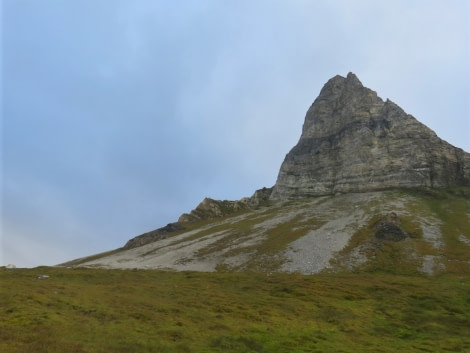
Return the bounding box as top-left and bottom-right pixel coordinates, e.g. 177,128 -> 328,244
2,188 -> 470,352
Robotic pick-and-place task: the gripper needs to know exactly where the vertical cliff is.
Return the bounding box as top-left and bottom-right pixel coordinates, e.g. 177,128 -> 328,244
271,73 -> 470,199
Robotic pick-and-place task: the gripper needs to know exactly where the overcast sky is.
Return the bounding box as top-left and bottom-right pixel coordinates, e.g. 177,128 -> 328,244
2,1 -> 469,267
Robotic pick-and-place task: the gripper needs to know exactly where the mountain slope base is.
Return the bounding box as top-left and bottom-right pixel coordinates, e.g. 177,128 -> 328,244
64,188 -> 470,276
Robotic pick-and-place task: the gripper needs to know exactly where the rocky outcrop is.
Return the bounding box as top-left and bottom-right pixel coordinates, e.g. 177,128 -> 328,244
124,222 -> 184,249
271,72 -> 470,199
178,198 -> 250,223
123,187 -> 274,250
373,212 -> 408,242
178,187 -> 273,223
247,187 -> 273,207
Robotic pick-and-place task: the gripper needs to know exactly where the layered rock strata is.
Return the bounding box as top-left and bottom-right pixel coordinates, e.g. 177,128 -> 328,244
270,72 -> 470,199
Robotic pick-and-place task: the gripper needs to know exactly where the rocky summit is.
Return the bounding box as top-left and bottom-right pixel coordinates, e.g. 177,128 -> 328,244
270,72 -> 470,199
62,73 -> 470,275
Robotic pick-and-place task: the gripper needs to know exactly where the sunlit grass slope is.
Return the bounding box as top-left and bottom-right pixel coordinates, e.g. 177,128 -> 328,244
1,267 -> 469,352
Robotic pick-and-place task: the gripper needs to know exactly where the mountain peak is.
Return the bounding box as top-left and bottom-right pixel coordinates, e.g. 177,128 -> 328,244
64,73 -> 470,275
270,73 -> 470,199
346,71 -> 361,83
317,72 -> 364,99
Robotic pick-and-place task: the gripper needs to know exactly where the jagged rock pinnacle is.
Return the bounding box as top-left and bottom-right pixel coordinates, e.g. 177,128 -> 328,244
270,73 -> 470,199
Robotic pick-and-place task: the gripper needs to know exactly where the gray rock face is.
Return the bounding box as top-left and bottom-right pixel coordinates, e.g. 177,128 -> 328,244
271,73 -> 470,199
178,187 -> 274,223
124,222 -> 184,249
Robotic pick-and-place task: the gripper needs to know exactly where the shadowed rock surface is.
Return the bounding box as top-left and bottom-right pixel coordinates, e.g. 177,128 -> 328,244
270,73 -> 470,199
373,212 -> 408,242
178,187 -> 273,223
124,222 -> 184,249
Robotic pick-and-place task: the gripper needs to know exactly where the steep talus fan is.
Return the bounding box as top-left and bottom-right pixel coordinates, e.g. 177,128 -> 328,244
270,72 -> 470,199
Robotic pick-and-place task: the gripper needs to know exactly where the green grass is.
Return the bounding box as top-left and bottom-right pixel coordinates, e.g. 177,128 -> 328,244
330,188 -> 470,275
1,267 -> 469,352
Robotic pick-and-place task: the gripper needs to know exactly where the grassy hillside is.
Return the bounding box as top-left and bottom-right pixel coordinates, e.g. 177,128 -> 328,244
1,267 -> 469,352
4,188 -> 469,352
